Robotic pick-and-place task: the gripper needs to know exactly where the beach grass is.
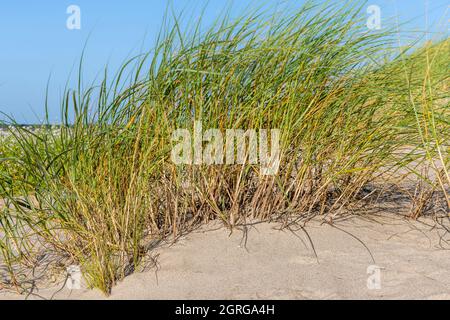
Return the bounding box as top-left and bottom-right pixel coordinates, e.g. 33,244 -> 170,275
0,0 -> 448,294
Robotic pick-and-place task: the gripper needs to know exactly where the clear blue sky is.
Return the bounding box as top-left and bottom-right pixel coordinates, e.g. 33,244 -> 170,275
0,0 -> 448,123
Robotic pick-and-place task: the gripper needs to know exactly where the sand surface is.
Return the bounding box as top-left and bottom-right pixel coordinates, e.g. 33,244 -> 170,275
1,213 -> 449,300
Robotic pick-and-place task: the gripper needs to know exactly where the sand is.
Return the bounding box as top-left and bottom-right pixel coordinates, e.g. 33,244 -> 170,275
1,212 -> 449,300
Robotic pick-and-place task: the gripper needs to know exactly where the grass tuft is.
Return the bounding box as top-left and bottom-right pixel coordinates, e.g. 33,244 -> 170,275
0,1 -> 448,294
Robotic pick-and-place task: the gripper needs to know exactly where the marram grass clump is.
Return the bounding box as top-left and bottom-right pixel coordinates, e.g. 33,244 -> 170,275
0,1 -> 448,294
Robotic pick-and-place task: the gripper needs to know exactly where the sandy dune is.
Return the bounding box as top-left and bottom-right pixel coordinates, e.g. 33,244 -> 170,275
1,212 -> 449,300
